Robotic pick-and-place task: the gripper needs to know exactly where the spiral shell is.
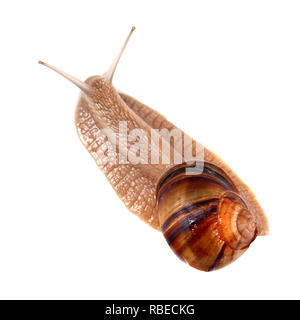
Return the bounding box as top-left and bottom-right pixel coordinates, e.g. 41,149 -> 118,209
156,162 -> 257,271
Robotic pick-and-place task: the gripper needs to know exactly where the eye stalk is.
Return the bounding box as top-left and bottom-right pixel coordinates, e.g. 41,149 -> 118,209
38,26 -> 136,92
156,161 -> 258,272
103,26 -> 136,83
38,60 -> 91,94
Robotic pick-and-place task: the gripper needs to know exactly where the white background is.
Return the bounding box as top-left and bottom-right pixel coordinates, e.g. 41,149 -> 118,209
0,0 -> 299,299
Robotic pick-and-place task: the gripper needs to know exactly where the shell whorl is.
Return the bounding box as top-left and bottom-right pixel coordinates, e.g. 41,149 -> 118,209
156,162 -> 257,271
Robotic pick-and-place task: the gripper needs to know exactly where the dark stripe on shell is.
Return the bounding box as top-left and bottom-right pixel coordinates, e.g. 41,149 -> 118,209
157,162 -> 235,193
157,175 -> 233,204
161,198 -> 219,232
164,205 -> 218,245
208,243 -> 226,271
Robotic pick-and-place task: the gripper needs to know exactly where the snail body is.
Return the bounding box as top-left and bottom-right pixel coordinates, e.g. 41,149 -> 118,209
39,27 -> 268,271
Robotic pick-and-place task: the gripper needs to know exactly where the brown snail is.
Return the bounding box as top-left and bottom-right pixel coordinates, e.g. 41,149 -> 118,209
39,27 -> 269,271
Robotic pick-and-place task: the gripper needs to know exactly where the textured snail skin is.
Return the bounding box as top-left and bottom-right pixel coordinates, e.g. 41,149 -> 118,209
156,162 -> 257,271
75,85 -> 268,235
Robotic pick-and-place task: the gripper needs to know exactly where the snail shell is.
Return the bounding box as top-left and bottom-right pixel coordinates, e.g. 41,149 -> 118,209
157,162 -> 257,271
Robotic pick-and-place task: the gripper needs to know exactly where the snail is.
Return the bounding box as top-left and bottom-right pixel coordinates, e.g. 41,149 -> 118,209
39,27 -> 268,271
